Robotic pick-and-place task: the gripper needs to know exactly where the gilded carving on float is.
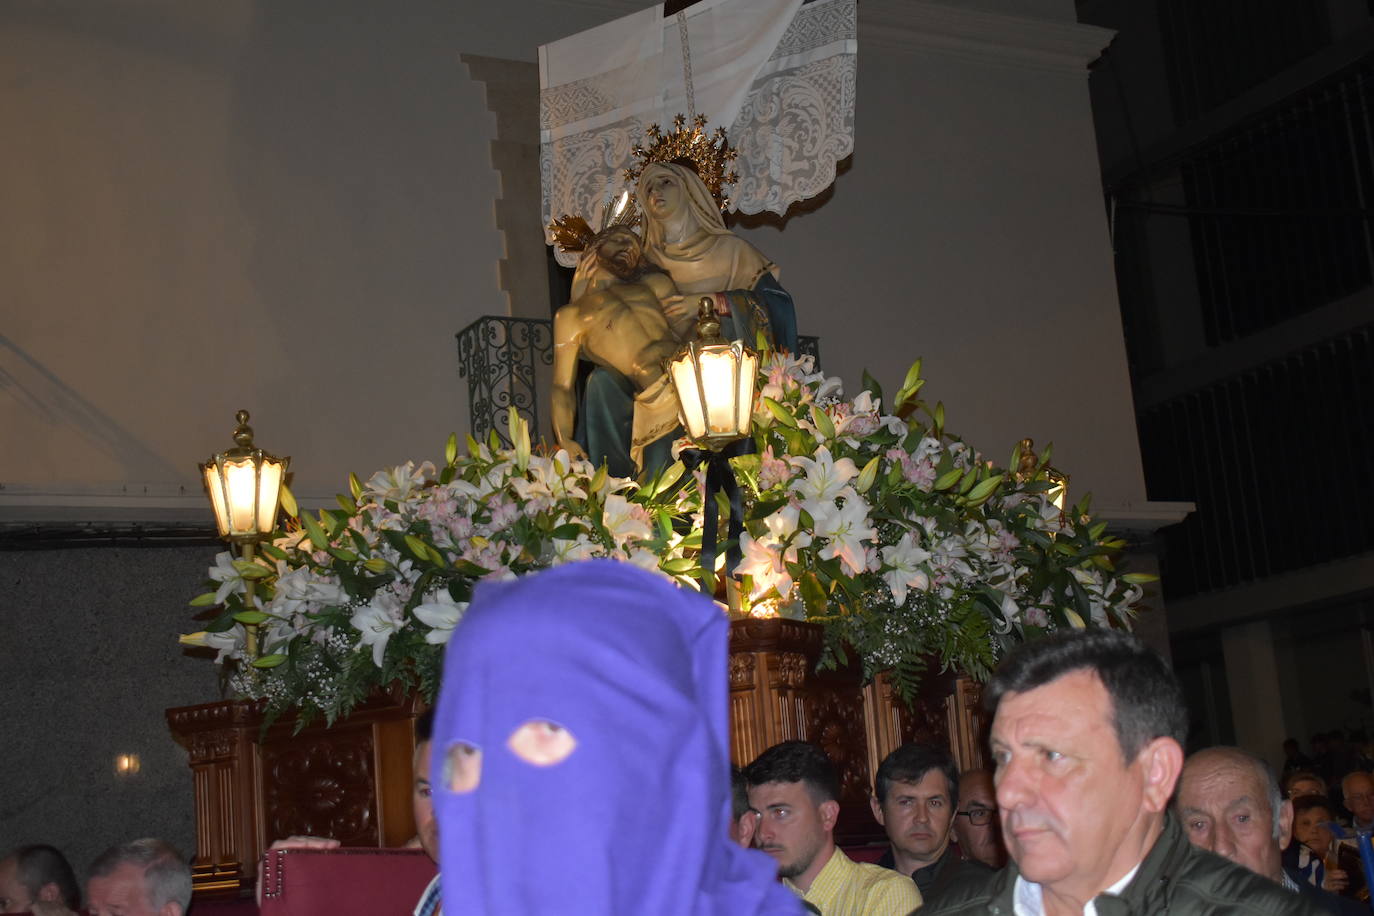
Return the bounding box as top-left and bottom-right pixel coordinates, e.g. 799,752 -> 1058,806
728,652 -> 757,689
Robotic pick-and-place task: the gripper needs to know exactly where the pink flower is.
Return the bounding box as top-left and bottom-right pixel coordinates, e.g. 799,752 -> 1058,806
488,495 -> 520,529
886,448 -> 936,490
758,446 -> 793,490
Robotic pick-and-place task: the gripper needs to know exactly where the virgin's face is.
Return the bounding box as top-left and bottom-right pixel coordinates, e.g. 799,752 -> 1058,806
643,171 -> 684,221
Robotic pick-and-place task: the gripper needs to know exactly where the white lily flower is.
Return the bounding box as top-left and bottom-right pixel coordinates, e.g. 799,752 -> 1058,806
413,589 -> 468,645
790,447 -> 859,508
363,461 -> 436,502
551,532 -> 599,564
268,566 -> 346,617
271,530 -> 314,554
180,627 -> 245,664
602,494 -> 653,547
735,504 -> 815,597
512,453 -> 588,502
736,531 -> 793,598
351,594 -> 405,668
762,504 -> 809,543
208,551 -> 248,605
814,497 -> 877,577
626,547 -> 664,574
879,415 -> 908,437
881,532 -> 932,605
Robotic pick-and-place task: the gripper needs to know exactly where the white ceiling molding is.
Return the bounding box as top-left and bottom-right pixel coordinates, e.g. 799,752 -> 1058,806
1095,500 -> 1195,539
0,486 -> 336,525
859,0 -> 1113,74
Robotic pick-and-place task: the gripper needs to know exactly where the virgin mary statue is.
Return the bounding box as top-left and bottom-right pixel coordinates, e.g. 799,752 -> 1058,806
637,161 -> 797,351
574,162 -> 797,478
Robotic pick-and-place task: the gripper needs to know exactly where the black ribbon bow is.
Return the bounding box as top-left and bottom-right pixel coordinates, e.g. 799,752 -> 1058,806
678,438 -> 752,593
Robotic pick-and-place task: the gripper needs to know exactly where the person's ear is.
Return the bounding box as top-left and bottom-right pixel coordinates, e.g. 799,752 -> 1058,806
819,799 -> 840,832
1278,798 -> 1294,847
870,795 -> 886,827
737,811 -> 759,848
1137,737 -> 1185,813
159,902 -> 184,916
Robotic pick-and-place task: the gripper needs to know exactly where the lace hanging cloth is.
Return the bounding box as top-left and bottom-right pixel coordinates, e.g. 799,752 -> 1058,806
540,0 -> 857,266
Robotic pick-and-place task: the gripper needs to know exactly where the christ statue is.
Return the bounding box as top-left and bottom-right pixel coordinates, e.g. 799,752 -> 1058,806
551,226 -> 684,477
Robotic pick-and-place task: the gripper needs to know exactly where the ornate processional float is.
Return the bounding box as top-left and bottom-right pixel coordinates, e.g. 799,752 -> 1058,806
169,0 -> 1155,899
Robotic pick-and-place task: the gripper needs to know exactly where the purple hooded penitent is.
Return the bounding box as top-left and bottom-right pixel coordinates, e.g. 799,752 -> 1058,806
431,559 -> 804,915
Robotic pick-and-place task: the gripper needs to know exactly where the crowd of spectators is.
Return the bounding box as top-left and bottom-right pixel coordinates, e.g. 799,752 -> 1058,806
12,561 -> 1374,915
0,838 -> 191,916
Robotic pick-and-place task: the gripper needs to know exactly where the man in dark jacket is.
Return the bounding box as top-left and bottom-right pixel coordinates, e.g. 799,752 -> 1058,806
871,742 -> 991,902
921,630 -> 1323,915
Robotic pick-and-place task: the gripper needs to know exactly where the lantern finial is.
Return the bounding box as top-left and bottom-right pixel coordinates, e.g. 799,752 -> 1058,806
232,410 -> 254,449
694,297 -> 722,343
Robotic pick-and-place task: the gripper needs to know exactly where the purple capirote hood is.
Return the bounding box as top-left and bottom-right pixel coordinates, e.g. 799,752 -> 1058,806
431,559 -> 804,915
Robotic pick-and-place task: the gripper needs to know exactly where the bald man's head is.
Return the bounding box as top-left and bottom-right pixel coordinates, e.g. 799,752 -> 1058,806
1176,747 -> 1288,883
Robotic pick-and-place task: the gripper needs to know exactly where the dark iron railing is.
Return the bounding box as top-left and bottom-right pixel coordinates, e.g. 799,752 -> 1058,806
455,316 -> 555,449
1139,324 -> 1374,598
1113,57 -> 1374,371
1158,0 -> 1329,124
1108,54 -> 1374,599
1180,69 -> 1374,346
456,315 -> 819,448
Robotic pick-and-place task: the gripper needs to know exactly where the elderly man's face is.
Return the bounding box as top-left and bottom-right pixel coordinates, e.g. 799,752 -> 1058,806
88,862 -> 165,916
992,669 -> 1170,905
0,857 -> 34,914
750,780 -> 835,882
1287,776 -> 1324,800
1345,772 -> 1374,824
954,770 -> 1005,868
1176,751 -> 1287,881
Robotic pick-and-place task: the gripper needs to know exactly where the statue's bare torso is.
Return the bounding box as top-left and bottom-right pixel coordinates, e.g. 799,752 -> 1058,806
561,271 -> 679,390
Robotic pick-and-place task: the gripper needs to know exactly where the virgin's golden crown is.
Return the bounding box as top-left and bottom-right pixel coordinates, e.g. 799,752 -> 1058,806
624,114 -> 740,212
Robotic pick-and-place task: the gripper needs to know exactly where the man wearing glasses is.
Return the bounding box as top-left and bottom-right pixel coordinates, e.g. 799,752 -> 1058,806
1340,771 -> 1374,831
870,743 -> 992,902
953,769 -> 1007,869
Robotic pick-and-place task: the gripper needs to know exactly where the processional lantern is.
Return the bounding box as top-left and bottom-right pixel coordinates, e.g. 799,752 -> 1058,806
668,298 -> 759,604
202,410 -> 289,542
200,409 -> 289,658
669,298 -> 759,450
1015,437 -> 1068,515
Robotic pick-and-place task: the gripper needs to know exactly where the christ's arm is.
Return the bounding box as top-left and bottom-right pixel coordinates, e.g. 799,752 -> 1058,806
550,305 -> 588,460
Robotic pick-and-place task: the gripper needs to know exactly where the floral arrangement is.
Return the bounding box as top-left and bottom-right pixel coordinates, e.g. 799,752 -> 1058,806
730,354 -> 1149,702
183,418 -> 693,726
184,356 -> 1151,724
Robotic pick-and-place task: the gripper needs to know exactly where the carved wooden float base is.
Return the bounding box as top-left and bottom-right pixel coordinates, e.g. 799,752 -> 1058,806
168,620 -> 983,898
166,690 -> 424,899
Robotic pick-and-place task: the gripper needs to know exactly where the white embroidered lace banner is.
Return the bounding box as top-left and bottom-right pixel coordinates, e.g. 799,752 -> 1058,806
539,0 -> 857,266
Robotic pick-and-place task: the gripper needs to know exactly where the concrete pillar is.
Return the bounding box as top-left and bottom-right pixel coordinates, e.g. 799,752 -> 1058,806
1221,620 -> 1287,770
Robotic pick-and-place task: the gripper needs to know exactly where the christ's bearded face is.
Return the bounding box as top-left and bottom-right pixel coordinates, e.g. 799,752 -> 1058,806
594,228 -> 647,281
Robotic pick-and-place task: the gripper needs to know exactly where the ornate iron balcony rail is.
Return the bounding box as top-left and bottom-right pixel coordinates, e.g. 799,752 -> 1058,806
457,315 -> 818,448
